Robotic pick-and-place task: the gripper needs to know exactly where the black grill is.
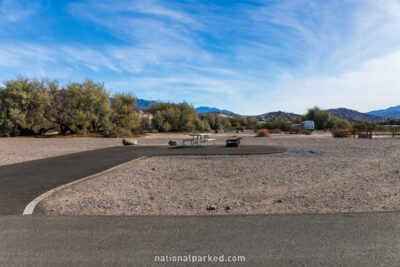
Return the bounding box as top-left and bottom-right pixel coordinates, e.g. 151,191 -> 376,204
226,138 -> 241,147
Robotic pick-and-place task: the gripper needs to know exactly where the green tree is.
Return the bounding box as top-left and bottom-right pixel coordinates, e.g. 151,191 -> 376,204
220,116 -> 232,130
303,106 -> 333,130
149,102 -> 200,132
199,113 -> 223,131
199,113 -> 257,131
45,80 -> 111,134
0,78 -> 52,136
194,117 -> 211,132
107,93 -> 141,136
245,117 -> 258,129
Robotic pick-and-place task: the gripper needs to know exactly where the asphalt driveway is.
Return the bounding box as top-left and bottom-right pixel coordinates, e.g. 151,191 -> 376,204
0,145 -> 286,215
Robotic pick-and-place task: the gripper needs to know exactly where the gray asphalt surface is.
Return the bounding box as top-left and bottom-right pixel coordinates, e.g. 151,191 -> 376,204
2,212 -> 400,266
0,145 -> 286,215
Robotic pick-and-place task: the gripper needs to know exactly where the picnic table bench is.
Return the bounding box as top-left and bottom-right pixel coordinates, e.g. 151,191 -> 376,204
182,133 -> 216,147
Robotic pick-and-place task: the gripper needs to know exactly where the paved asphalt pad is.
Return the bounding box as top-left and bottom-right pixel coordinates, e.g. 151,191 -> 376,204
0,145 -> 286,215
2,212 -> 400,266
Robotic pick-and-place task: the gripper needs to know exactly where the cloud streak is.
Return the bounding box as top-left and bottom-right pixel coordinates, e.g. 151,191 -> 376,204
0,0 -> 43,23
0,0 -> 400,114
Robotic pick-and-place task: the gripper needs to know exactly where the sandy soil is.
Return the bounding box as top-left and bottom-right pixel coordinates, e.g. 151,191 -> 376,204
36,133 -> 400,215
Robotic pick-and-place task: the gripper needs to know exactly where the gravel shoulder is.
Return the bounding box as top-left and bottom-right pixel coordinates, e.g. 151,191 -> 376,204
36,133 -> 400,215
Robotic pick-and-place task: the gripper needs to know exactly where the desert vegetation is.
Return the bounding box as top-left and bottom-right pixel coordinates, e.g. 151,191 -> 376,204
257,118 -> 295,132
199,113 -> 258,132
0,78 -> 260,137
377,119 -> 400,127
288,128 -> 312,135
331,128 -> 352,138
254,106 -> 395,138
266,107 -> 396,138
147,102 -> 210,132
256,129 -> 270,137
0,78 -> 145,137
1,78 -> 393,138
146,102 -> 258,132
256,107 -> 352,135
303,107 -> 352,130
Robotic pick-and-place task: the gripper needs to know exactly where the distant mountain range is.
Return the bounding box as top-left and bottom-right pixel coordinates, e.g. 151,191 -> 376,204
253,109 -> 389,123
195,106 -> 234,114
252,111 -> 301,121
136,99 -> 159,110
367,105 -> 400,119
136,99 -> 235,115
135,98 -> 399,122
327,108 -> 385,123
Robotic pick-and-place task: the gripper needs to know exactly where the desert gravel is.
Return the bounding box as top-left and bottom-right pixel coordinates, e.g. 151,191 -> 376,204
36,133 -> 400,215
0,133 -> 206,166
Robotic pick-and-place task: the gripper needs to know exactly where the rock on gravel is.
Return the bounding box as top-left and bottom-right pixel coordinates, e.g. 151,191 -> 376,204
168,140 -> 177,146
122,138 -> 138,145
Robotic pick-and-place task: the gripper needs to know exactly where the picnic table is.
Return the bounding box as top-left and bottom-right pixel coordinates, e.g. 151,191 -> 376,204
182,133 -> 216,146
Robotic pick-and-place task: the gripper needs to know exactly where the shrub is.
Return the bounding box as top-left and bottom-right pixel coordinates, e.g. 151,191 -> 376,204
289,128 -> 312,135
269,128 -> 282,134
332,129 -> 352,138
333,118 -> 351,129
261,118 -> 293,131
256,129 -> 270,137
299,129 -> 312,135
352,122 -> 367,132
236,125 -> 246,131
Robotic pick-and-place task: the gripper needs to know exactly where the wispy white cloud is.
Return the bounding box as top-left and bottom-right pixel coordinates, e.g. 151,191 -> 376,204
0,0 -> 43,23
262,49 -> 400,114
227,0 -> 400,113
61,47 -> 121,73
1,0 -> 400,114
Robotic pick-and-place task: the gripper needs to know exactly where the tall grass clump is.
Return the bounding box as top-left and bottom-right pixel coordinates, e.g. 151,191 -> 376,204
289,128 -> 312,135
256,129 -> 270,137
331,129 -> 352,138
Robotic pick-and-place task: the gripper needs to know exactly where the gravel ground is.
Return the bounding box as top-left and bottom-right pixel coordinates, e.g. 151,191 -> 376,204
0,131 -> 255,166
36,133 -> 400,215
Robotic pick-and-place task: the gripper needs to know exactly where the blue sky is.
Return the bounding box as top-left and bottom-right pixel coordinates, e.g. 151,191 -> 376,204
1,0 -> 400,115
